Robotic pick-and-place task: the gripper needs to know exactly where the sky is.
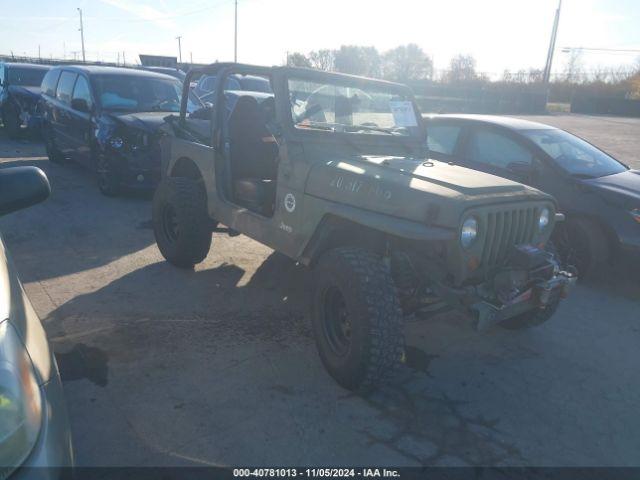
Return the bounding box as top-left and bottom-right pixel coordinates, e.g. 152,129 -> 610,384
2,0 -> 639,77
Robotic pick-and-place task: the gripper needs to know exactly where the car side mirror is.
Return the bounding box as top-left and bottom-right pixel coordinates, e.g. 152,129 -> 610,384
71,98 -> 91,113
0,167 -> 51,216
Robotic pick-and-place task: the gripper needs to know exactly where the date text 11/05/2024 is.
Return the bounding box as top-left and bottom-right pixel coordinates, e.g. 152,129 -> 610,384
233,468 -> 401,478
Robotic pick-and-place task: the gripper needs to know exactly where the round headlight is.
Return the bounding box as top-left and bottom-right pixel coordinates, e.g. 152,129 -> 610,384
461,217 -> 478,248
538,208 -> 550,231
109,136 -> 124,149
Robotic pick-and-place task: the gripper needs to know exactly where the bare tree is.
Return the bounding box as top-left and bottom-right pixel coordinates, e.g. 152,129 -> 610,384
563,50 -> 583,83
333,45 -> 381,77
309,49 -> 335,71
445,54 -> 478,83
381,43 -> 433,82
287,52 -> 311,68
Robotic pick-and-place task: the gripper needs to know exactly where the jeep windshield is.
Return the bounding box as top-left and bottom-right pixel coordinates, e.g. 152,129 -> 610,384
288,77 -> 422,138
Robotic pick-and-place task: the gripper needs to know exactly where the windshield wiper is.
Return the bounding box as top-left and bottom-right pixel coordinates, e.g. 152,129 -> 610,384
296,122 -> 336,132
344,124 -> 398,135
570,173 -> 597,179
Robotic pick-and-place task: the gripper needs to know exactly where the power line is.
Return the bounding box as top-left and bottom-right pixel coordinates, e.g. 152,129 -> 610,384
562,47 -> 640,54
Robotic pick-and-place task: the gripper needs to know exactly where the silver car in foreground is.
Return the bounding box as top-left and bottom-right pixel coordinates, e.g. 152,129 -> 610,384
0,166 -> 73,479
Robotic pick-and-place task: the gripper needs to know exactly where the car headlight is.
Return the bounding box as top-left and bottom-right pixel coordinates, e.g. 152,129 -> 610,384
461,216 -> 479,249
630,208 -> 640,224
109,136 -> 124,149
0,321 -> 42,476
538,208 -> 550,232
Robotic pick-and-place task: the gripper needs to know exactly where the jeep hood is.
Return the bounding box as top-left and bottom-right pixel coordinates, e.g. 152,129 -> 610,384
305,153 -> 551,227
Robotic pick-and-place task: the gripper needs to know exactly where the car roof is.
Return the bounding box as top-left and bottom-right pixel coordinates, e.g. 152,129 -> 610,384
425,114 -> 554,131
2,62 -> 51,71
50,64 -> 178,80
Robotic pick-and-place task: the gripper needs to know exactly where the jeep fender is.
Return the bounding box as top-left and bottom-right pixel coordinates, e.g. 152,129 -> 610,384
299,201 -> 455,265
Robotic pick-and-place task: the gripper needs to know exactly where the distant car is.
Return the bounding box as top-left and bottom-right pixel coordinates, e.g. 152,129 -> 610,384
0,166 -> 74,478
193,73 -> 272,102
136,66 -> 186,82
424,114 -> 640,276
0,62 -> 51,138
40,65 -> 201,196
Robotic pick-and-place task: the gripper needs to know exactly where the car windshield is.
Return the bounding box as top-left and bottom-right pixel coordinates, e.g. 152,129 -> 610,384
288,77 -> 422,138
93,74 -> 184,113
7,67 -> 47,87
237,76 -> 272,93
523,128 -> 627,178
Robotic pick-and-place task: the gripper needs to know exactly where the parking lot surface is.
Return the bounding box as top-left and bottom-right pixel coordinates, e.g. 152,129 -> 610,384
0,113 -> 639,467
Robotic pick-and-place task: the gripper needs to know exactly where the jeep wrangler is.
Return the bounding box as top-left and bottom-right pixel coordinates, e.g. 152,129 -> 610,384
152,63 -> 576,392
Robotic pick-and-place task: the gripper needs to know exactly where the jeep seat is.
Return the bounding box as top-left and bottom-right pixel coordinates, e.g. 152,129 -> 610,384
228,95 -> 278,215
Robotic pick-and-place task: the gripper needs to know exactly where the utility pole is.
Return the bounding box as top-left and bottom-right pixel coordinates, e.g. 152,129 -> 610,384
77,8 -> 86,62
543,0 -> 562,84
190,51 -> 193,64
123,51 -> 126,66
176,36 -> 182,63
234,0 -> 238,62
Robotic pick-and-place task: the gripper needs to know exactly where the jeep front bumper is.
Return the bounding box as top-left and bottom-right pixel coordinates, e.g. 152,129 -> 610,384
471,270 -> 577,331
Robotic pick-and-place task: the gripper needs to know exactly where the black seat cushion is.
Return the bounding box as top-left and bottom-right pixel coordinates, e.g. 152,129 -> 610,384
234,178 -> 275,215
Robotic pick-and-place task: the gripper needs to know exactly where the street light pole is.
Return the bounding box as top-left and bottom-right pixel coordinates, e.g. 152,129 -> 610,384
543,0 -> 562,84
77,8 -> 86,62
234,0 -> 238,62
176,36 -> 182,63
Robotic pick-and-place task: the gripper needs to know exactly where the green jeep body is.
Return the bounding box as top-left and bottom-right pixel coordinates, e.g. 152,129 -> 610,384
152,63 -> 575,391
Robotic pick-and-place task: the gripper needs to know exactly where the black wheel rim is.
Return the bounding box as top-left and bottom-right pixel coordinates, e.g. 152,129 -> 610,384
162,204 -> 179,243
322,286 -> 352,357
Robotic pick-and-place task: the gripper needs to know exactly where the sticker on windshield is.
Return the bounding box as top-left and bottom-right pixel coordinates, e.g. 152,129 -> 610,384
389,101 -> 418,127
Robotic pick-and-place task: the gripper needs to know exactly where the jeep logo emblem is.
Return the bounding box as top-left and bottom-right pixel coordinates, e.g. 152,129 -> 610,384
284,193 -> 296,213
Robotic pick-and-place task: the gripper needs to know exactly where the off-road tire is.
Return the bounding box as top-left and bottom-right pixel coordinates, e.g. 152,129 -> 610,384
44,128 -> 65,164
3,106 -> 20,139
96,154 -> 121,197
553,217 -> 609,279
311,247 -> 404,392
500,298 -> 561,330
153,177 -> 211,268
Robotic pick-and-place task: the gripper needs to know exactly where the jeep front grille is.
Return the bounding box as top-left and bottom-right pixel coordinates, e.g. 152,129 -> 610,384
480,206 -> 539,266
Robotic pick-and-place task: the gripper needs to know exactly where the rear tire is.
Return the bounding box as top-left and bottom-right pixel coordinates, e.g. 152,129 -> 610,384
44,128 -> 65,164
3,106 -> 20,139
311,247 -> 404,392
553,218 -> 609,279
153,177 -> 211,268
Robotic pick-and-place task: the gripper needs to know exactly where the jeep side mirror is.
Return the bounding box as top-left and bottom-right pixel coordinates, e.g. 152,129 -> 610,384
0,167 -> 51,216
71,98 -> 90,113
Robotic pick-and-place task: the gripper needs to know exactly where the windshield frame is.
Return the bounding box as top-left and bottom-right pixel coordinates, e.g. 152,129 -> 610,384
281,68 -> 426,147
521,127 -> 628,179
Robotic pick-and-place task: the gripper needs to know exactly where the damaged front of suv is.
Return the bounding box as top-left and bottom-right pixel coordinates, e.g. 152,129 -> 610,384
0,63 -> 50,138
